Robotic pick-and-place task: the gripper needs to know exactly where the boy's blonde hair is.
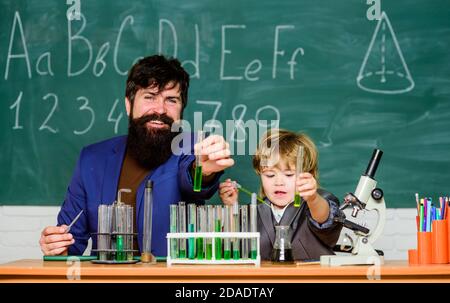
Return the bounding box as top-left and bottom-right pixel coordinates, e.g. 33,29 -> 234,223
252,129 -> 319,198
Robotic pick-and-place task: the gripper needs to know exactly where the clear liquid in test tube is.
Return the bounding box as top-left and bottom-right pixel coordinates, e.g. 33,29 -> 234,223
206,205 -> 214,260
178,201 -> 187,258
214,205 -> 223,259
241,205 -> 249,259
232,202 -> 240,260
169,204 -> 178,259
223,205 -> 231,260
250,193 -> 258,259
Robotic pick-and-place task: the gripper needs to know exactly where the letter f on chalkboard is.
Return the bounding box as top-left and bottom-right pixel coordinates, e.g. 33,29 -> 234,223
66,0 -> 81,21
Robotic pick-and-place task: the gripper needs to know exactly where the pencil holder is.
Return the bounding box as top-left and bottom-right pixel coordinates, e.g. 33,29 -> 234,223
408,249 -> 418,265
447,218 -> 450,263
431,220 -> 448,264
417,231 -> 432,264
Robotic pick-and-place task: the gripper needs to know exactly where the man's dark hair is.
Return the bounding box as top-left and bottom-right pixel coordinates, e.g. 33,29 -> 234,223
125,55 -> 190,109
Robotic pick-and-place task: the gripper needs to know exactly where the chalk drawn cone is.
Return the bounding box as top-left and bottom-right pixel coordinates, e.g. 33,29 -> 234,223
357,11 -> 414,94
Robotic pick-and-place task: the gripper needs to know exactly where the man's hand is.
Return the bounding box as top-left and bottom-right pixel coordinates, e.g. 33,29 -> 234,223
194,134 -> 234,176
39,225 -> 74,256
219,178 -> 239,205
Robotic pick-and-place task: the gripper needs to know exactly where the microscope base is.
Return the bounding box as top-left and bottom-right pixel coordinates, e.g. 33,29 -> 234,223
320,254 -> 384,266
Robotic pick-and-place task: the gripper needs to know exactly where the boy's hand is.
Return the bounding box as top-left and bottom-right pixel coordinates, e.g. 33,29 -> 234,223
219,178 -> 239,205
295,172 -> 319,204
296,172 -> 330,223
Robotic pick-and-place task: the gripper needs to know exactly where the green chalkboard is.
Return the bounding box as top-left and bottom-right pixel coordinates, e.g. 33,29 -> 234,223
1,0 -> 449,207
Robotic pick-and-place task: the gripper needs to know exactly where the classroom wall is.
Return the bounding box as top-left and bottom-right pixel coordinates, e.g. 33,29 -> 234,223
0,206 -> 416,264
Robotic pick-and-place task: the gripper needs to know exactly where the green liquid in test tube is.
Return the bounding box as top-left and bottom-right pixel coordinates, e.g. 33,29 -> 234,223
196,238 -> 204,260
188,223 -> 195,259
196,205 -> 206,260
215,219 -> 222,259
294,146 -> 304,207
206,243 -> 213,259
116,235 -> 124,261
193,131 -> 204,192
223,205 -> 231,260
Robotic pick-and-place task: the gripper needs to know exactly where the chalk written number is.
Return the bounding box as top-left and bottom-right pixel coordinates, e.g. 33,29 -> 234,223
9,91 -> 123,135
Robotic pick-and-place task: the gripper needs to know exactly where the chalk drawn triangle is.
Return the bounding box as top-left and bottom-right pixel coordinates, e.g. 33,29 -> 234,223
357,11 -> 414,94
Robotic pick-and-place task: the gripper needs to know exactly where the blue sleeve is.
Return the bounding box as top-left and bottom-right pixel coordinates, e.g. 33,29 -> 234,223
305,189 -> 343,248
307,196 -> 339,229
57,149 -> 90,255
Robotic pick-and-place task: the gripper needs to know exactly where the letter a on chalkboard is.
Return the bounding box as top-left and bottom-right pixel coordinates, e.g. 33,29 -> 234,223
357,11 -> 414,95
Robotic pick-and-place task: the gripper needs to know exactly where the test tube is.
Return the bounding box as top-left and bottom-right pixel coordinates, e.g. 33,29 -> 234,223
196,205 -> 206,260
126,205 -> 134,261
241,205 -> 249,259
169,204 -> 178,259
234,182 -> 270,207
223,205 -> 231,260
250,193 -> 258,259
178,201 -> 187,258
206,205 -> 214,260
97,204 -> 109,261
193,130 -> 204,192
114,203 -> 126,261
142,180 -> 154,263
106,205 -> 112,260
214,205 -> 223,260
188,204 -> 197,259
232,202 -> 240,260
294,145 -> 304,207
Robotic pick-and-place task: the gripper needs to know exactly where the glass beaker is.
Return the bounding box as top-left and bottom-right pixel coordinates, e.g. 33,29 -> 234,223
271,225 -> 294,263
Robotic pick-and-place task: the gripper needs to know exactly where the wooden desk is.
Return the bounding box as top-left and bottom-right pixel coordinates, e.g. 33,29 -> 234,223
1,259 -> 450,282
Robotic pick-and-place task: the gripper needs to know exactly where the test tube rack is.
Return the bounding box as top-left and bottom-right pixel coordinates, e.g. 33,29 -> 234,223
166,232 -> 260,266
91,231 -> 139,264
91,192 -> 139,264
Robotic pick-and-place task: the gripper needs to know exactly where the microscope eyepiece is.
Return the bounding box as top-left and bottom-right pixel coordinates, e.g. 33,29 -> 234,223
364,149 -> 383,179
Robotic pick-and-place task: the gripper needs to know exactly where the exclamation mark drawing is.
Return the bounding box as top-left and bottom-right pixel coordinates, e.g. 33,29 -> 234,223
357,12 -> 414,94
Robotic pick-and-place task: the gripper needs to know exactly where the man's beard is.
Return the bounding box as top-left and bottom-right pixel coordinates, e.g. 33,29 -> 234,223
127,113 -> 180,170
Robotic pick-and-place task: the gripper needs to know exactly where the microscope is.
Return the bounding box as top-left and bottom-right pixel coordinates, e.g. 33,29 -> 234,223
321,149 -> 386,266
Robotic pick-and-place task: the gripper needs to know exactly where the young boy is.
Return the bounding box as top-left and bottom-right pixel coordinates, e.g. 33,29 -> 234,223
219,129 -> 342,261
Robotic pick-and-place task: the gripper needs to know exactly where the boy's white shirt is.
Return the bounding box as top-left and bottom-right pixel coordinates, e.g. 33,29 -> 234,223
270,202 -> 293,224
